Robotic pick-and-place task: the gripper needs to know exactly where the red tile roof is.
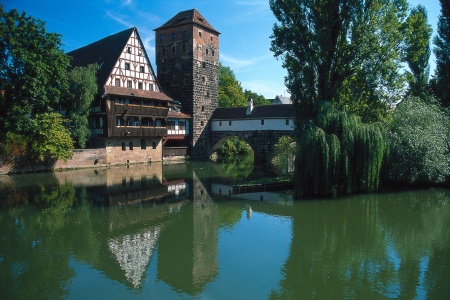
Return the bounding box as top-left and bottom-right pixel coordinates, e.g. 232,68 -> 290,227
104,86 -> 173,102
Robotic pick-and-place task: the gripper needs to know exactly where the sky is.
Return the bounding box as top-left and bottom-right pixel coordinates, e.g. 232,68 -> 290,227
3,0 -> 442,99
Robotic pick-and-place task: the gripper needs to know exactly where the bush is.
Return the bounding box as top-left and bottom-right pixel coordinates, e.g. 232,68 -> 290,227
385,96 -> 450,184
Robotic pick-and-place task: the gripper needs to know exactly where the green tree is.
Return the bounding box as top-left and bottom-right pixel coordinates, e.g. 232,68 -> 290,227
295,102 -> 388,197
219,63 -> 246,107
385,96 -> 450,184
0,6 -> 73,161
270,0 -> 408,124
404,5 -> 432,97
0,6 -> 70,133
431,0 -> 450,108
271,136 -> 296,175
218,136 -> 253,158
244,89 -> 270,106
63,64 -> 98,148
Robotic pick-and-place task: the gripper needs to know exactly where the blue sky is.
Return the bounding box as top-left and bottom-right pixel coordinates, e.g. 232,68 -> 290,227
3,0 -> 441,99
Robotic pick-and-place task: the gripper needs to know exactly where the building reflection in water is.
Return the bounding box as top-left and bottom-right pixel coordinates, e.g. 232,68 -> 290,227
108,228 -> 160,288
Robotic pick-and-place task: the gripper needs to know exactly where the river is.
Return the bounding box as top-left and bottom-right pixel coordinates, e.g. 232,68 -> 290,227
0,160 -> 449,299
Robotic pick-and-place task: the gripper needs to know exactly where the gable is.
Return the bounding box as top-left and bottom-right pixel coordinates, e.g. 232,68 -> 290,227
68,28 -> 161,93
106,29 -> 161,93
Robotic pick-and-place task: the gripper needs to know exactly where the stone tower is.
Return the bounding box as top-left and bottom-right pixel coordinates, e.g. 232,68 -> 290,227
155,9 -> 220,158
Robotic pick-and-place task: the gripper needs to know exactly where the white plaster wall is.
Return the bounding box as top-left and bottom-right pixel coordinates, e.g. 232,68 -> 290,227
211,118 -> 294,131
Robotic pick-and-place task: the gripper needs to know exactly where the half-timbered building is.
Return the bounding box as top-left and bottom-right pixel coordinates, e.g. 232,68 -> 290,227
68,27 -> 173,165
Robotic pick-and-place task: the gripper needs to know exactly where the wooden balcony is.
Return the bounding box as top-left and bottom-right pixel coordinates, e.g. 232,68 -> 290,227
110,126 -> 167,138
114,104 -> 167,117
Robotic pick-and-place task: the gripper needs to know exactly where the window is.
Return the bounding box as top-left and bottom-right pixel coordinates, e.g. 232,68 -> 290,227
206,49 -> 208,55
229,121 -> 232,126
140,66 -> 145,73
126,46 -> 131,54
199,31 -> 202,37
115,78 -> 120,87
219,121 -> 222,126
183,30 -> 187,37
138,82 -> 143,89
125,62 -> 130,70
129,142 -> 133,150
207,91 -> 210,97
149,84 -> 154,91
202,62 -> 206,68
160,34 -> 164,40
261,120 -> 265,125
127,80 -> 132,88
141,139 -> 146,150
201,121 -> 204,126
201,106 -> 204,112
152,141 -> 157,149
211,36 -> 213,41
122,142 -> 126,151
172,33 -> 176,40
286,119 -> 290,125
212,50 -> 215,56
116,116 -> 124,126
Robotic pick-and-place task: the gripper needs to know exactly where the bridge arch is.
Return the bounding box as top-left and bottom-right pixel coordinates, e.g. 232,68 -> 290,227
210,130 -> 294,162
210,134 -> 257,156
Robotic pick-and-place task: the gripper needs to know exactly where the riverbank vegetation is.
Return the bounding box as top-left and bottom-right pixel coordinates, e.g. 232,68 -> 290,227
0,6 -> 98,164
270,0 -> 450,197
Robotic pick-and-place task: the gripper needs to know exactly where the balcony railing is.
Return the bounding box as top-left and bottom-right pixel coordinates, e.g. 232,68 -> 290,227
114,104 -> 167,117
111,126 -> 167,138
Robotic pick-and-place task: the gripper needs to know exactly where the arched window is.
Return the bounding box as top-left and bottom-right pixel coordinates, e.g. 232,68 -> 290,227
141,139 -> 146,150
129,142 -> 133,150
122,142 -> 126,151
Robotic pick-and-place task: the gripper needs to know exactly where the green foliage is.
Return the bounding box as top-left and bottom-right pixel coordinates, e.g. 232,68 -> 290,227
0,6 -> 73,162
0,6 -> 70,133
271,136 -> 296,175
385,96 -> 450,184
218,136 -> 253,158
219,63 -> 246,107
431,0 -> 450,108
29,113 -> 74,162
244,90 -> 270,106
270,0 -> 408,124
295,102 -> 388,197
63,63 -> 98,148
404,5 -> 432,97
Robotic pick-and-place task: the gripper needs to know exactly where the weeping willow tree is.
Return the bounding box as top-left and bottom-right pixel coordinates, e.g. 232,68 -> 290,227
295,102 -> 388,197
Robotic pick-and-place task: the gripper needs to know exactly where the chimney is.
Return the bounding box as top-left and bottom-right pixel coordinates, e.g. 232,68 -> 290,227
246,98 -> 253,115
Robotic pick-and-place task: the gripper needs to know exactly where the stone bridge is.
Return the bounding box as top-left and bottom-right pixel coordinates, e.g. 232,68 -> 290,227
209,130 -> 294,161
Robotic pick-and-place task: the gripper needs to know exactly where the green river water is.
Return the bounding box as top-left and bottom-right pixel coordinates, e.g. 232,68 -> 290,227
0,161 -> 449,299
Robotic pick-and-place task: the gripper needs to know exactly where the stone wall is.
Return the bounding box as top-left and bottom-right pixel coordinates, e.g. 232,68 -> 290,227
105,137 -> 162,165
0,139 -> 164,174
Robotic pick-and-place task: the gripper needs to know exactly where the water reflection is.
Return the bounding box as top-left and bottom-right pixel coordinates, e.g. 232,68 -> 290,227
0,162 -> 449,299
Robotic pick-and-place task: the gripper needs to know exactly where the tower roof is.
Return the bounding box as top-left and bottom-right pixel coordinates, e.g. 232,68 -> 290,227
154,9 -> 220,34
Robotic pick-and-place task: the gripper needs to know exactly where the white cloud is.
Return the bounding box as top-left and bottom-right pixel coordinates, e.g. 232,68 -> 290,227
220,52 -> 272,71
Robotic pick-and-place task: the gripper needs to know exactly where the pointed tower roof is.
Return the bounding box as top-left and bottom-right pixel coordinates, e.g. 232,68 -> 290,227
154,9 -> 220,34
68,27 -> 135,87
